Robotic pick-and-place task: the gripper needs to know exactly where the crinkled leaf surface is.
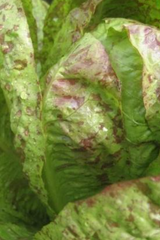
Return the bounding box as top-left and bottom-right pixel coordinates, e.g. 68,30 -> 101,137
0,94 -> 48,238
42,32 -> 126,212
21,0 -> 38,59
41,0 -> 86,66
34,175 -> 160,240
0,0 -> 52,213
42,0 -> 102,74
31,0 -> 48,76
1,0 -> 160,238
42,18 -> 160,213
31,0 -> 48,51
42,0 -> 160,74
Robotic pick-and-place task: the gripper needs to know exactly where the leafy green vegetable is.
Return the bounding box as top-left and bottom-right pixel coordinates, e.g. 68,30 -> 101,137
1,0 -> 160,239
34,175 -> 160,240
42,17 -> 160,212
0,0 -> 52,214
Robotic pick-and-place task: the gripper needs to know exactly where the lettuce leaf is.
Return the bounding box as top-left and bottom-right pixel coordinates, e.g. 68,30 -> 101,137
42,0 -> 160,74
1,0 -> 160,238
35,175 -> 160,240
41,17 -> 160,213
0,0 -> 51,213
41,0 -> 102,73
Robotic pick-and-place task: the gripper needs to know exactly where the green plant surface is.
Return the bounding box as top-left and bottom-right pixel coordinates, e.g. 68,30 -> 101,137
0,0 -> 160,239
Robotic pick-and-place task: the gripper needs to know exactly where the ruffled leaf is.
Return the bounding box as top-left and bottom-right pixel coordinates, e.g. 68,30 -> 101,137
35,175 -> 160,240
0,0 -> 51,213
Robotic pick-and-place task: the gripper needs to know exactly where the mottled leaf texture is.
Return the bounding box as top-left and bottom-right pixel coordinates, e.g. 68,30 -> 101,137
42,0 -> 102,74
1,0 -> 160,238
42,17 -> 160,213
41,0 -> 160,74
34,176 -> 160,240
0,88 -> 48,228
21,0 -> 38,59
41,0 -> 87,70
31,0 -> 48,51
0,0 -> 51,213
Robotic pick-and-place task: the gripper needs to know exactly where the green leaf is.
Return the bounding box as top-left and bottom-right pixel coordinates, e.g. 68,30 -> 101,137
0,0 -> 52,214
31,0 -> 48,51
0,88 -> 13,152
41,0 -> 86,70
34,175 -> 160,240
41,0 -> 160,75
31,0 -> 49,76
41,18 -> 160,213
88,0 -> 160,29
21,0 -> 38,60
95,19 -> 159,177
0,87 -> 49,237
0,151 -> 48,229
41,0 -> 102,74
0,222 -> 34,240
42,32 -> 131,212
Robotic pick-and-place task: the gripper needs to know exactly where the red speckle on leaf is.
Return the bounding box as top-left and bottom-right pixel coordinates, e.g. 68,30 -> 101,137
143,28 -> 160,49
46,74 -> 52,85
126,214 -> 135,222
109,222 -> 119,228
80,135 -> 96,149
3,42 -> 14,54
24,130 -> 29,136
148,74 -> 153,83
92,94 -> 101,101
17,8 -> 23,13
128,25 -> 140,34
144,27 -> 152,34
5,83 -> 11,91
13,25 -> 19,31
156,87 -> 160,101
0,3 -> 9,10
16,110 -> 21,117
0,34 -> 4,44
86,198 -> 96,207
52,79 -> 78,94
54,96 -> 85,110
150,176 -> 160,182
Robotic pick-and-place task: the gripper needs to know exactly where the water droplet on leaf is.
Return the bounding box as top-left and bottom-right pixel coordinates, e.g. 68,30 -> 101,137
21,92 -> 27,100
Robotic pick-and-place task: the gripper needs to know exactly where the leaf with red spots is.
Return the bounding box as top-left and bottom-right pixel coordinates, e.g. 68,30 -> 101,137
0,0 -> 51,214
35,175 -> 160,240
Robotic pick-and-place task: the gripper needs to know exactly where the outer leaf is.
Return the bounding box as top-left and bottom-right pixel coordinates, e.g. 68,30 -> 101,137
21,0 -> 38,59
0,223 -> 34,240
94,19 -> 160,176
0,104 -> 48,229
98,18 -> 160,173
0,0 -> 51,213
87,0 -> 160,30
0,80 -> 49,237
31,0 -> 49,76
34,175 -> 160,240
42,18 -> 160,213
31,0 -> 48,51
41,0 -> 160,74
0,151 -> 49,227
42,32 -> 129,212
0,153 -> 39,240
0,88 -> 13,152
41,0 -> 86,69
42,0 -> 102,74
